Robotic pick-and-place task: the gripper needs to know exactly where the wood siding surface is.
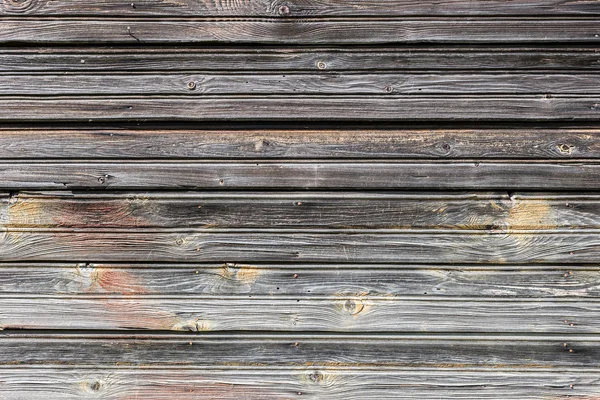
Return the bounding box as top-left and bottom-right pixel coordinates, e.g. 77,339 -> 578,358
2,1 -> 600,398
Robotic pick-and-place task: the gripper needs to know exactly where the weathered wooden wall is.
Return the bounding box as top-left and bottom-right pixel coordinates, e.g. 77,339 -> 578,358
1,0 -> 599,398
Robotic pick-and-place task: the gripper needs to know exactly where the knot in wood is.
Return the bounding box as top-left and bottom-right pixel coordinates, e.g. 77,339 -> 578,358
1,0 -> 38,13
316,61 -> 327,70
343,299 -> 364,315
558,143 -> 573,155
308,371 -> 323,383
89,380 -> 101,391
278,4 -> 290,16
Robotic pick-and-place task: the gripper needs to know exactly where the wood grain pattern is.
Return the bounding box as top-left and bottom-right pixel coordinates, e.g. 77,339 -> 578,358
7,296 -> 600,332
4,73 -> 600,95
0,128 -> 598,159
3,48 -> 599,72
2,19 -> 600,44
0,334 -> 598,366
4,192 -> 600,230
0,367 -> 597,399
3,0 -> 600,16
0,263 -> 598,298
0,231 -> 598,263
4,0 -> 600,396
1,161 -> 600,190
2,96 -> 599,121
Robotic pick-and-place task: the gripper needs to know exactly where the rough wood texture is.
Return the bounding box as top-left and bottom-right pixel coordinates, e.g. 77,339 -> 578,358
3,0 -> 600,16
2,48 -> 598,72
2,96 -> 599,121
4,73 -> 600,95
0,128 -> 597,159
4,1 -> 600,397
1,162 -> 600,190
0,263 -> 596,297
2,19 -> 600,44
3,192 -> 600,230
2,296 -> 600,332
0,231 -> 598,263
0,367 -> 597,399
0,334 -> 598,367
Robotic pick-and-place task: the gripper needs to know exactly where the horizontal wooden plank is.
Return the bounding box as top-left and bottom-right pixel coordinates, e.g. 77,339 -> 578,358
0,334 -> 598,366
0,162 -> 600,190
0,128 -> 597,159
4,192 -> 600,230
0,367 -> 597,399
4,73 -> 600,95
0,263 -> 598,298
0,231 -> 598,263
2,49 -> 598,72
2,96 -> 599,121
3,297 -> 598,332
2,19 -> 600,44
3,0 -> 600,17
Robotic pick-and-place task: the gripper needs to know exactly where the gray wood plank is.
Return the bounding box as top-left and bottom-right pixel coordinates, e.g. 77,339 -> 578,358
0,367 -> 597,399
1,128 -> 599,159
2,96 -> 599,121
3,48 -> 598,72
3,0 -> 600,16
4,192 -> 600,230
4,73 -> 600,95
2,19 -> 600,44
0,263 -> 598,298
0,161 -> 600,190
0,231 -> 598,263
1,296 -> 600,332
0,334 -> 598,367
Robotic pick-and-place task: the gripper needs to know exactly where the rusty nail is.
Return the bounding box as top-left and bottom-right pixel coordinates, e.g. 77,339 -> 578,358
189,342 -> 193,345
188,81 -> 196,90
195,270 -> 199,274
569,349 -> 574,353
293,274 -> 298,278
570,323 -> 574,327
293,342 -> 299,346
563,343 -> 568,347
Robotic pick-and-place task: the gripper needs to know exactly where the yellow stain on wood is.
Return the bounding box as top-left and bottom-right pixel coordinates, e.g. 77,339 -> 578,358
5,196 -> 46,227
219,263 -> 262,284
506,199 -> 556,230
